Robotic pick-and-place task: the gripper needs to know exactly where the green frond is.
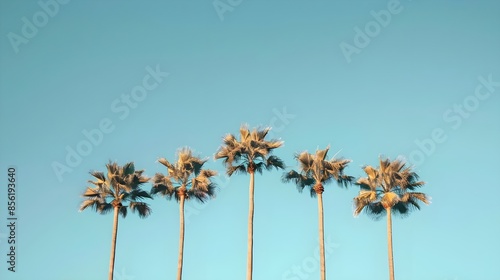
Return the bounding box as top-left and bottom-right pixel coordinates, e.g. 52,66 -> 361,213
122,162 -> 135,176
227,164 -> 247,176
255,126 -> 271,140
354,156 -> 429,219
216,125 -> 283,177
153,148 -> 217,206
98,203 -> 114,215
119,206 -> 127,218
365,203 -> 386,220
150,173 -> 176,198
129,202 -> 152,218
80,161 -> 152,219
125,189 -> 152,201
284,146 -> 352,194
188,183 -> 216,203
265,155 -> 285,171
253,162 -> 264,174
282,170 -> 314,192
309,186 -> 318,198
392,202 -> 411,217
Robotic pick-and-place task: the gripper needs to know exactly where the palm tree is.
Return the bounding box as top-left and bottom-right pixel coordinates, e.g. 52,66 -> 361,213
214,125 -> 285,280
282,146 -> 353,280
353,157 -> 430,280
79,161 -> 152,280
151,147 -> 217,280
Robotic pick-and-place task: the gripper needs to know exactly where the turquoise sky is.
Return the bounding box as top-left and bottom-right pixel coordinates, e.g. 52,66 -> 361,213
1,1 -> 499,279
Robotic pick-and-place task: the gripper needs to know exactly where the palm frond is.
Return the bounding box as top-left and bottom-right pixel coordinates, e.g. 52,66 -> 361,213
80,161 -> 153,219
282,170 -> 313,192
315,147 -> 330,161
284,146 -> 352,197
215,125 -> 284,177
129,202 -> 152,218
122,162 -> 135,176
119,206 -> 128,218
254,162 -> 265,174
297,152 -> 314,171
153,149 -> 216,207
364,202 -> 386,220
188,183 -> 216,203
265,155 -> 285,171
82,187 -> 101,198
150,173 -> 176,198
227,164 -> 247,176
98,203 -> 114,215
354,191 -> 377,216
89,171 -> 106,184
309,186 -> 318,198
79,199 -> 100,212
125,189 -> 152,201
354,156 -> 429,219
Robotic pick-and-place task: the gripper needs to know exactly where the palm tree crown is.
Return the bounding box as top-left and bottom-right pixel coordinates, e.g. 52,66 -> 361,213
214,125 -> 284,280
282,146 -> 353,195
151,147 -> 217,203
282,146 -> 353,280
150,147 -> 216,280
214,125 -> 285,174
353,157 -> 430,218
80,161 -> 152,218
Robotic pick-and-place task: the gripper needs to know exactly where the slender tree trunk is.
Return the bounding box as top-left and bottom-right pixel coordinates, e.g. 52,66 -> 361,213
317,191 -> 326,280
177,194 -> 185,280
109,206 -> 119,280
386,207 -> 395,280
247,171 -> 255,280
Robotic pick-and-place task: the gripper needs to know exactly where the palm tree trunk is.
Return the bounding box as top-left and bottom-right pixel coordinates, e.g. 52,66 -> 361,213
177,195 -> 185,280
317,192 -> 326,280
386,207 -> 395,280
109,206 -> 119,280
247,171 -> 255,280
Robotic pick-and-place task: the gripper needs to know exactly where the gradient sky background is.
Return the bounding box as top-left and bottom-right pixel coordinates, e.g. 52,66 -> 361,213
1,1 -> 499,280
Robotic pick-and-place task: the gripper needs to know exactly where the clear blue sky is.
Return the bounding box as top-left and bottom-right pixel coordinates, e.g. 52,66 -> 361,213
1,1 -> 499,279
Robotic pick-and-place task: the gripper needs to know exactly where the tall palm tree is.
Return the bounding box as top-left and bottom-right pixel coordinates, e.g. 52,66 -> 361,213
79,161 -> 152,280
151,147 -> 217,280
282,146 -> 353,280
214,125 -> 285,280
353,157 -> 430,280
